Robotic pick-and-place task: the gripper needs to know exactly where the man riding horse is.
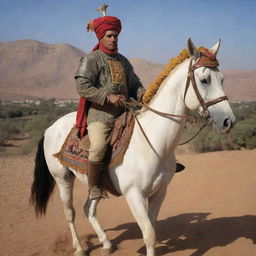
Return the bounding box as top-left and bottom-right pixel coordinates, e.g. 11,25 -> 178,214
75,7 -> 184,200
75,9 -> 146,200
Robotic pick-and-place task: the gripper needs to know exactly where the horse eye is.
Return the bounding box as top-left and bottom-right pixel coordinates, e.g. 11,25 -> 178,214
201,79 -> 208,84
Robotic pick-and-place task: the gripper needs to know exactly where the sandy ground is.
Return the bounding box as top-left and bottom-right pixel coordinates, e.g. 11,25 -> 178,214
0,149 -> 256,256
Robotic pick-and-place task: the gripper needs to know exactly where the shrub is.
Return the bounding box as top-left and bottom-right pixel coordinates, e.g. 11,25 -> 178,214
182,114 -> 256,152
37,99 -> 57,115
8,110 -> 23,118
0,100 -> 78,155
183,125 -> 227,152
0,119 -> 22,145
230,118 -> 256,149
0,121 -> 9,145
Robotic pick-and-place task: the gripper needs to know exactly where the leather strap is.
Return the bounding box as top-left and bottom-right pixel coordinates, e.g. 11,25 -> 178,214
189,70 -> 208,111
134,109 -> 208,150
204,96 -> 228,108
124,101 -> 196,121
184,53 -> 228,116
141,101 -> 196,121
134,114 -> 162,160
183,59 -> 193,102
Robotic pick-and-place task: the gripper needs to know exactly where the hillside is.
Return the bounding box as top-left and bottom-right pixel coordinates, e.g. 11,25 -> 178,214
0,39 -> 255,102
0,39 -> 84,100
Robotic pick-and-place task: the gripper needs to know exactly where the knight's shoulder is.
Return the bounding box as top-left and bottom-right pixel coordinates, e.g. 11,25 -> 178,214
117,53 -> 133,70
89,50 -> 101,58
117,53 -> 129,62
118,53 -> 133,68
78,52 -> 101,69
79,51 -> 99,62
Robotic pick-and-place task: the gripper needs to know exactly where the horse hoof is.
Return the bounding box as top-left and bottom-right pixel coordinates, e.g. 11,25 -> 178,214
74,250 -> 87,256
101,248 -> 112,256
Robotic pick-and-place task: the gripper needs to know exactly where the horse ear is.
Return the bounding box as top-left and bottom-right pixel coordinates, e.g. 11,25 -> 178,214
187,38 -> 200,59
209,39 -> 221,56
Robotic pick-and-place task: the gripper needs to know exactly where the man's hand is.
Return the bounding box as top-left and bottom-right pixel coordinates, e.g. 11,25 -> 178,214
107,94 -> 126,107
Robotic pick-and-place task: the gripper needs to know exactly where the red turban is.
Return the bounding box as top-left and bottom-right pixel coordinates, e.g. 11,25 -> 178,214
87,16 -> 122,40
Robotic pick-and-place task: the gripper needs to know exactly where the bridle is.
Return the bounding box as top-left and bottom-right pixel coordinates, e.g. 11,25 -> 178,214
132,51 -> 229,122
124,51 -> 229,149
184,51 -> 228,118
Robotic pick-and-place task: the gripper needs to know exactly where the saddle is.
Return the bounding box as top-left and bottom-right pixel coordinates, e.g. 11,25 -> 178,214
54,111 -> 135,196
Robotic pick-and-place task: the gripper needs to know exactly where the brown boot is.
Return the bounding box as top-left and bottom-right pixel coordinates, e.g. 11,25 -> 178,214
88,161 -> 104,200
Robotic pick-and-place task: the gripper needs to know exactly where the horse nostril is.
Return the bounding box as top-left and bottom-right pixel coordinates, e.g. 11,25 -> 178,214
223,118 -> 232,129
220,118 -> 233,134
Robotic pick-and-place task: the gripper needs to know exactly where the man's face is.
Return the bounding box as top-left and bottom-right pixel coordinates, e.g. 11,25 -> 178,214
100,30 -> 118,51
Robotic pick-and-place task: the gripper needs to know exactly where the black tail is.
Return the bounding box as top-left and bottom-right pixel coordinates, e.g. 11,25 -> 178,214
30,136 -> 56,217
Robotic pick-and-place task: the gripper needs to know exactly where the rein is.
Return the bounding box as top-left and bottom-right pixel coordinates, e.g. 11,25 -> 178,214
124,51 -> 229,154
124,101 -> 196,121
141,101 -> 196,121
134,114 -> 162,160
124,100 -> 209,148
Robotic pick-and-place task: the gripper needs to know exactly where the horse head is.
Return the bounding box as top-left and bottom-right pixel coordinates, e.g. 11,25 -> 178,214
184,38 -> 235,133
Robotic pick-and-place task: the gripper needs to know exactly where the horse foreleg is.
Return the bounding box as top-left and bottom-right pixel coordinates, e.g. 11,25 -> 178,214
125,188 -> 156,256
148,185 -> 168,226
56,173 -> 86,256
84,199 -> 112,255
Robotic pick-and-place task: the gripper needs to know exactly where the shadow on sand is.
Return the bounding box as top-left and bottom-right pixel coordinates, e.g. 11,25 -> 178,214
84,213 -> 256,256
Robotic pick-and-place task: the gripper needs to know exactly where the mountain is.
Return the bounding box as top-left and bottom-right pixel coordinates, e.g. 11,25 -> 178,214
0,39 -> 84,100
0,39 -> 255,102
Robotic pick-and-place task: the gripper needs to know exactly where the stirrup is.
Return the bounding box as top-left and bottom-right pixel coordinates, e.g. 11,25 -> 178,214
88,187 -> 109,200
89,187 -> 102,200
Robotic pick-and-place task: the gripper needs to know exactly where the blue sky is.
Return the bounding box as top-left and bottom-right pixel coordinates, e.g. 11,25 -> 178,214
1,0 -> 256,70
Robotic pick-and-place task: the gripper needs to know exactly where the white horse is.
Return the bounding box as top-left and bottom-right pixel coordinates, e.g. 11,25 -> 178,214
30,39 -> 235,256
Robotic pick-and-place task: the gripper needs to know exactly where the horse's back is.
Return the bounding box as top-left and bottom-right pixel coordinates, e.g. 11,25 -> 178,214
44,112 -> 76,169
45,112 -> 76,139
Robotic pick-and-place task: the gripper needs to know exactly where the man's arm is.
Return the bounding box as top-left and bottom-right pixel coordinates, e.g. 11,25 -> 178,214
75,55 -> 108,105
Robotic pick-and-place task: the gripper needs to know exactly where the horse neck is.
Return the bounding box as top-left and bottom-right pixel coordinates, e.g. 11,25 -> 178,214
137,59 -> 190,157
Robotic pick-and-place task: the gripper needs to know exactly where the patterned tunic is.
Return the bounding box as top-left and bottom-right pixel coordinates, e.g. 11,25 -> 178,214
75,50 -> 145,126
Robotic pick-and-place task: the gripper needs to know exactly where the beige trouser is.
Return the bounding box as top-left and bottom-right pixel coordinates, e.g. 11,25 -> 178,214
87,122 -> 112,162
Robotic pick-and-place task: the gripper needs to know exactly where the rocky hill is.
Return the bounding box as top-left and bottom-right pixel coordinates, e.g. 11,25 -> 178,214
0,39 -> 255,102
0,39 -> 84,100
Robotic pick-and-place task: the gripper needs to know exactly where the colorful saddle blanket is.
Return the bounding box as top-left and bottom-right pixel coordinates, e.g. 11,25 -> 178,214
53,111 -> 135,196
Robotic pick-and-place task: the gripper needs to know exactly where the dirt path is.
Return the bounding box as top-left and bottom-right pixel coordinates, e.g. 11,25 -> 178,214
0,150 -> 255,256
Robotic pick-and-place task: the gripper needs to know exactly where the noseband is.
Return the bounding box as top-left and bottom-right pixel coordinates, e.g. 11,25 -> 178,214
184,52 -> 228,118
